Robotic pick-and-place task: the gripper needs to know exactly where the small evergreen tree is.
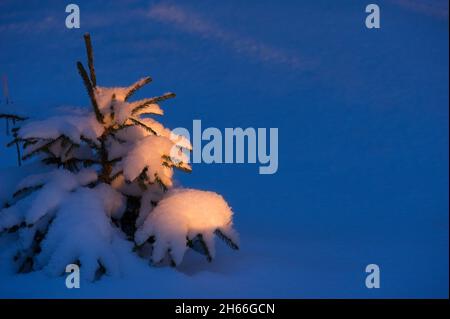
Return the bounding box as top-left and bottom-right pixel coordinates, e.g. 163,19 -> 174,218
0,34 -> 238,279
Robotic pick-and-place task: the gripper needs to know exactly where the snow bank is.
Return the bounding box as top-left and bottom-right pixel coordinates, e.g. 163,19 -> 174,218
135,188 -> 238,265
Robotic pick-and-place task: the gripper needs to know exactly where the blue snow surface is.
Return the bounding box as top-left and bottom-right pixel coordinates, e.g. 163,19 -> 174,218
0,0 -> 448,298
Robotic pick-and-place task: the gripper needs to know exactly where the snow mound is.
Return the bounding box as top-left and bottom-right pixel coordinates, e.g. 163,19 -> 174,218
135,188 -> 238,265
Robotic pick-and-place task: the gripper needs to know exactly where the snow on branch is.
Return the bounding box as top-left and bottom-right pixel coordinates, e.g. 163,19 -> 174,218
120,135 -> 190,188
124,77 -> 152,101
35,187 -> 123,280
135,188 -> 239,265
19,114 -> 103,144
131,92 -> 175,116
0,169 -> 97,232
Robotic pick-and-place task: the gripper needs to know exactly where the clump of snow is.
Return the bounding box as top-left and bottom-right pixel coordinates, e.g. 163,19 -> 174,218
112,117 -> 192,150
35,187 -> 122,280
94,86 -> 134,125
136,117 -> 192,150
94,79 -> 165,125
112,100 -> 133,124
94,77 -> 151,111
121,135 -> 190,187
135,188 -> 238,265
94,86 -> 129,110
0,169 -> 127,281
19,113 -> 103,144
0,169 -> 97,231
129,102 -> 163,116
93,85 -> 173,133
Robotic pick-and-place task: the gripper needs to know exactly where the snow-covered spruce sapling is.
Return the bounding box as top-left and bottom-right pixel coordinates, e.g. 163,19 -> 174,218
0,34 -> 239,278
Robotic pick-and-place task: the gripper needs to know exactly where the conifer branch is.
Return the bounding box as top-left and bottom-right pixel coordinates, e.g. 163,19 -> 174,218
0,113 -> 27,121
110,132 -> 126,144
77,61 -> 104,123
98,134 -> 112,183
162,155 -> 192,173
63,142 -> 76,159
110,170 -> 123,182
80,158 -> 99,168
106,157 -> 122,165
14,220 -> 52,273
21,135 -> 78,161
124,77 -> 152,101
129,118 -> 157,135
80,135 -> 100,150
15,141 -> 22,166
1,222 -> 26,235
94,260 -> 106,281
6,138 -> 21,148
214,229 -> 239,250
154,175 -> 168,192
21,139 -> 55,160
13,185 -> 44,199
109,123 -> 133,135
137,174 -> 148,191
22,139 -> 38,149
187,234 -> 212,262
11,127 -> 22,166
131,92 -> 175,115
83,33 -> 97,88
